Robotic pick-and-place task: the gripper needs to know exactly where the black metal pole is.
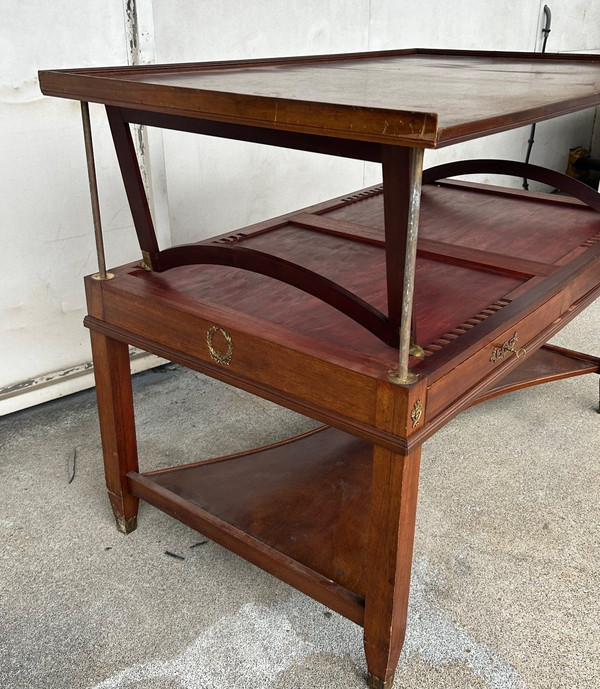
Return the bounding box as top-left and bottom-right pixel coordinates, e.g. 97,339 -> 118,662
523,5 -> 552,190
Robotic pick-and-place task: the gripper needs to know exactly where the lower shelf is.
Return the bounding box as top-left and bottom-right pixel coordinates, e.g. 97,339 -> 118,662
128,425 -> 372,625
126,343 -> 599,625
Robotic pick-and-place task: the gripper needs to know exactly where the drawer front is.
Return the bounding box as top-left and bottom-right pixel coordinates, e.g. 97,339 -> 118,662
100,286 -> 379,429
425,251 -> 600,421
426,292 -> 564,419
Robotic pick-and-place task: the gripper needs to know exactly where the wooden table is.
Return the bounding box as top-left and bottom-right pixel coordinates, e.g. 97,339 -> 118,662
39,50 -> 600,688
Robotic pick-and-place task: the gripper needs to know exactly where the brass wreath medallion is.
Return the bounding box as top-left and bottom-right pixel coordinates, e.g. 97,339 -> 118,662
206,326 -> 234,366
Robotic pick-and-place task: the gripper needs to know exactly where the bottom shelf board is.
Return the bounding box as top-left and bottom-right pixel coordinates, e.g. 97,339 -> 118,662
126,344 -> 598,621
130,426 -> 373,601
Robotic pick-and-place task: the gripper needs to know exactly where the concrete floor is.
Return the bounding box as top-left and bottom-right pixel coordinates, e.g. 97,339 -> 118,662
1,302 -> 599,689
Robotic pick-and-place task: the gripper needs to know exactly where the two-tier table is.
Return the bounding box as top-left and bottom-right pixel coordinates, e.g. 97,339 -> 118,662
39,49 -> 600,688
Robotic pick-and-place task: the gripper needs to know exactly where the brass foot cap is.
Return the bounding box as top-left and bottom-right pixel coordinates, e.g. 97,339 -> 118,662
367,671 -> 395,689
115,515 -> 138,534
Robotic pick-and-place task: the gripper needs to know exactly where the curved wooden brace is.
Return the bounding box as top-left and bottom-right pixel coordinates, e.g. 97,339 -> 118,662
422,159 -> 600,213
154,243 -> 398,348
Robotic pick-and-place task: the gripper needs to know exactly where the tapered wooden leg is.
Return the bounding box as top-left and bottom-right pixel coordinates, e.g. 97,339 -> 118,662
363,443 -> 422,687
90,330 -> 139,533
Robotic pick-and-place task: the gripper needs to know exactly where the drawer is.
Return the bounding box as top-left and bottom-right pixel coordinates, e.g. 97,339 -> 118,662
426,291 -> 564,419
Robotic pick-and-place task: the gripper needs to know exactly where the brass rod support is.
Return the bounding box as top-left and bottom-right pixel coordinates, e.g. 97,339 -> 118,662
81,101 -> 112,280
389,147 -> 424,385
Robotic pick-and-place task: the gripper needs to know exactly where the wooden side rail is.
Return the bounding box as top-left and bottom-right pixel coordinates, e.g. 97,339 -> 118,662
422,159 -> 600,213
156,243 -> 399,348
107,120 -> 600,352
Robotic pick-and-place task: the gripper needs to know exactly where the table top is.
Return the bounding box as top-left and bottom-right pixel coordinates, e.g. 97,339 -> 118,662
39,49 -> 600,148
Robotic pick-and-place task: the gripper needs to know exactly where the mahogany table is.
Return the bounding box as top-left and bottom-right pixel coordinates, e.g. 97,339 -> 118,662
39,50 -> 600,688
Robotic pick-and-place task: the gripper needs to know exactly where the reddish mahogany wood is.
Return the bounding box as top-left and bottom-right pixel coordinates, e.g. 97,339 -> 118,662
416,239 -> 555,278
363,380 -> 425,685
129,471 -> 365,625
291,212 -> 383,245
419,241 -> 600,382
38,50 -> 600,148
155,242 -> 398,347
293,211 -> 556,278
106,107 -> 159,258
83,180 -> 600,451
92,72 -> 600,353
412,284 -> 600,451
100,160 -> 598,355
88,330 -> 139,533
381,146 -> 416,333
120,107 -> 382,162
329,182 -> 600,265
84,314 -> 415,458
364,445 -> 422,685
41,48 -> 600,689
79,182 -> 600,689
423,159 -> 600,212
140,425 -> 372,598
472,344 -> 600,406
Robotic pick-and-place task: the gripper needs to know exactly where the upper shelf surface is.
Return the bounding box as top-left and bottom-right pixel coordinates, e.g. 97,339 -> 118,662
39,49 -> 600,148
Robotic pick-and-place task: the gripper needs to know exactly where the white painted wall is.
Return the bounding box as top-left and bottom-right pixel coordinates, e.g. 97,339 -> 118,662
150,0 -> 373,245
0,1 -> 170,414
1,1 -> 599,414
367,0 -> 600,184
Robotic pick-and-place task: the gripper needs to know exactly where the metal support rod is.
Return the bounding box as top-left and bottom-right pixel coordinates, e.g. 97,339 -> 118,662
81,101 -> 112,280
388,147 -> 424,385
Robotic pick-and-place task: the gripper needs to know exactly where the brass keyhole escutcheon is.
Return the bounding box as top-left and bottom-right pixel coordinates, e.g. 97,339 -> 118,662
206,326 -> 234,366
490,332 -> 527,363
411,399 -> 423,428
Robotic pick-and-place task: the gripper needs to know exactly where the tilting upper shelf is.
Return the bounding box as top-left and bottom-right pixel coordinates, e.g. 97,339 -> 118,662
39,49 -> 600,148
